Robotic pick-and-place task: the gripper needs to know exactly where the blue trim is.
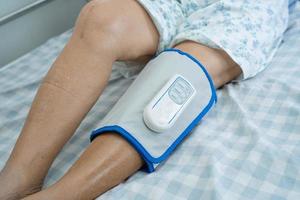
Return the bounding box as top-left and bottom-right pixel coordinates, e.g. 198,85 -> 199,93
91,126 -> 155,172
90,48 -> 217,172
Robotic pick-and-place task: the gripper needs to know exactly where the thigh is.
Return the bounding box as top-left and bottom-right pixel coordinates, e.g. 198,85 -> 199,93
137,0 -> 185,52
171,0 -> 289,80
180,0 -> 220,16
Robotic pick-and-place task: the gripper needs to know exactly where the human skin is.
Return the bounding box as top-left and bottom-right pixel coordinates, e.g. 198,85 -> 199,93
0,0 -> 241,199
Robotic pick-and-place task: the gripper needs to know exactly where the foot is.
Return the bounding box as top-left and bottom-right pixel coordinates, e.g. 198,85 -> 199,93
0,167 -> 43,200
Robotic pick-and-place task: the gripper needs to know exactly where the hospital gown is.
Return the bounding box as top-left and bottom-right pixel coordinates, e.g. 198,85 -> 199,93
134,0 -> 289,80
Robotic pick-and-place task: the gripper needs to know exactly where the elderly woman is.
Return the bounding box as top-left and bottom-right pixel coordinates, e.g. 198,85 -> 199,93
0,0 -> 289,199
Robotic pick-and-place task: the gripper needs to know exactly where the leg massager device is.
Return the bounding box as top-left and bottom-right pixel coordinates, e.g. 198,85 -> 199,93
90,49 -> 217,172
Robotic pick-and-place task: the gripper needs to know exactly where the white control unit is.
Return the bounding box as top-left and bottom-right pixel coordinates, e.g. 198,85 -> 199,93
143,75 -> 196,132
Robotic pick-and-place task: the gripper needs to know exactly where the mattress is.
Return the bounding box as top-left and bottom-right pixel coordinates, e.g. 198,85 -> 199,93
0,2 -> 300,199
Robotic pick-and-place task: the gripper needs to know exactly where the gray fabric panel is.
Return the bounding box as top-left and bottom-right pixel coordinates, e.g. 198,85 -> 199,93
99,51 -> 213,159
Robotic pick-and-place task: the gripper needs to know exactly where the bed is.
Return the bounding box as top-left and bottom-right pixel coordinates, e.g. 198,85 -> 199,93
1,2 -> 300,199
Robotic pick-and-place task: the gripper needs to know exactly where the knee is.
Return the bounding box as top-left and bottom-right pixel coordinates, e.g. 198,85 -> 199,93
74,1 -> 129,54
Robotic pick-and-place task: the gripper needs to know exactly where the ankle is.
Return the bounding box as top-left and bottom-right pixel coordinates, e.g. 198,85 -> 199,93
3,163 -> 43,185
0,166 -> 43,199
23,183 -> 80,200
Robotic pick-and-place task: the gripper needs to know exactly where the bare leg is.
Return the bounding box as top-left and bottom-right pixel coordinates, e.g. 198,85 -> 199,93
22,40 -> 241,200
0,0 -> 158,199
